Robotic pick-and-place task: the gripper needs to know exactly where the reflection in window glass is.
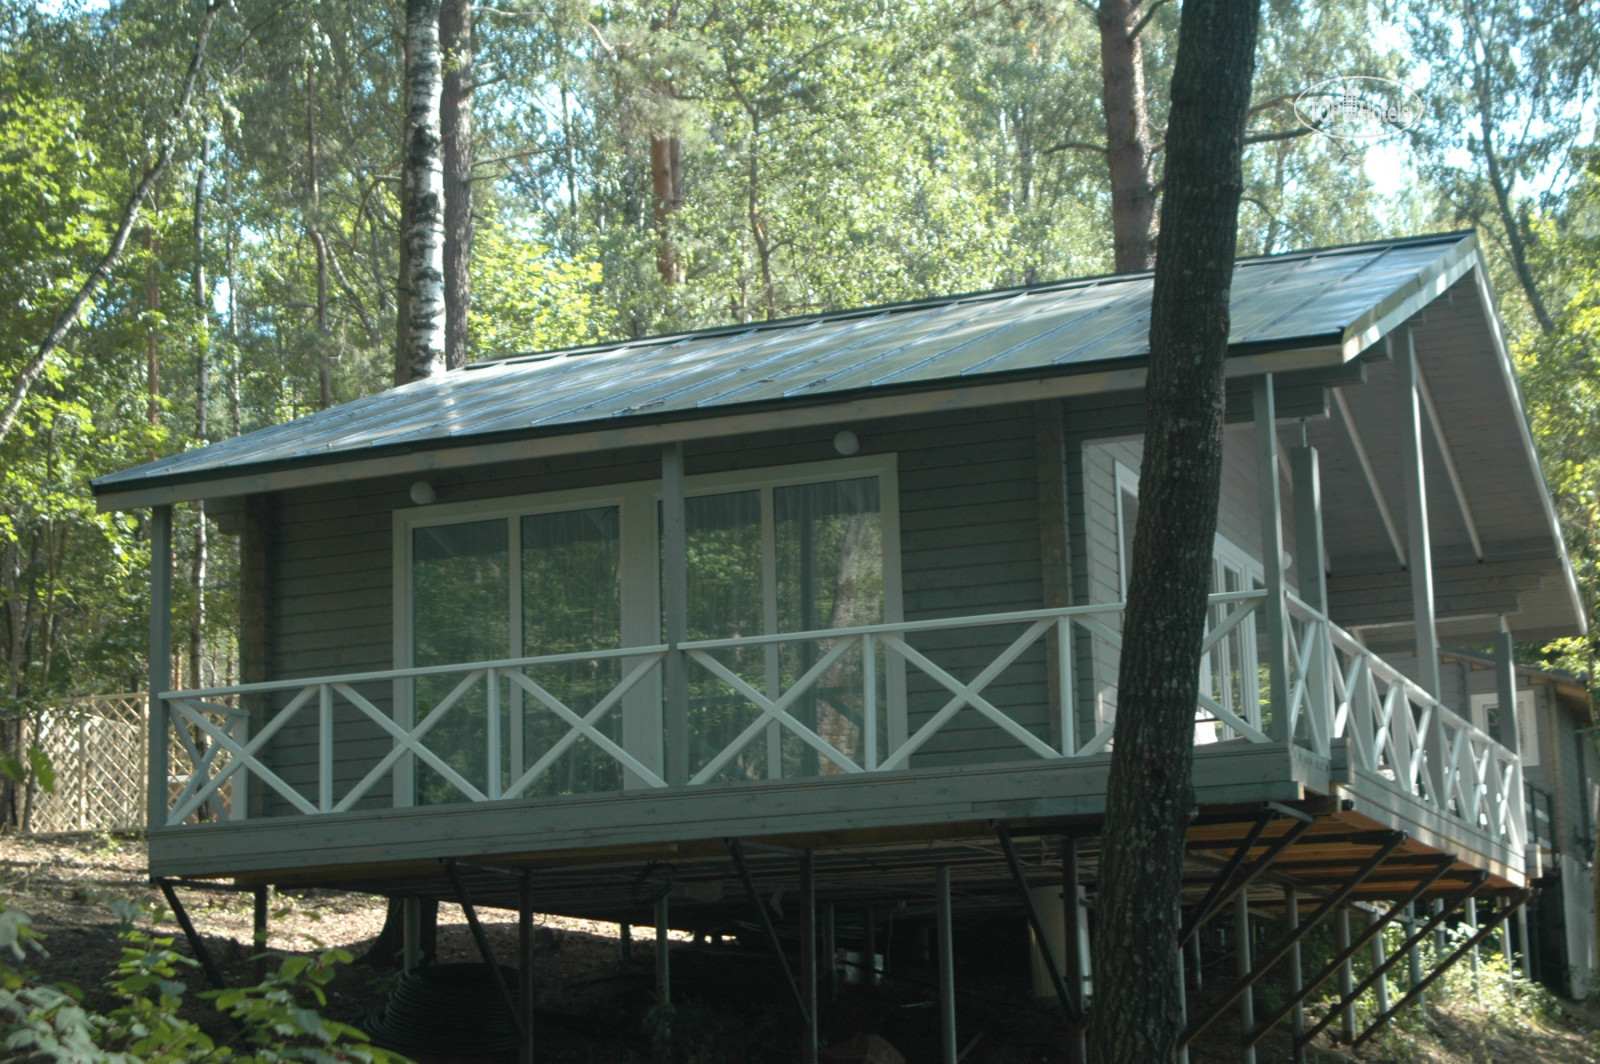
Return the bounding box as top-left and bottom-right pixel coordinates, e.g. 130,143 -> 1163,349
519,507 -> 622,796
776,478 -> 882,776
413,519 -> 508,804
675,491 -> 764,780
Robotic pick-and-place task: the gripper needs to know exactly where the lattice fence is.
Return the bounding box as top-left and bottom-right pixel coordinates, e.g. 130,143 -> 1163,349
26,694 -> 148,834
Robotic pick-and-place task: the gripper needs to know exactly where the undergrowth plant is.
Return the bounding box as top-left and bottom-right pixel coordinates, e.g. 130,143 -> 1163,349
0,897 -> 410,1064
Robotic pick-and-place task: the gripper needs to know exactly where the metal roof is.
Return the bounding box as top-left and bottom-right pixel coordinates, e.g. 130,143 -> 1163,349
94,232 -> 1480,500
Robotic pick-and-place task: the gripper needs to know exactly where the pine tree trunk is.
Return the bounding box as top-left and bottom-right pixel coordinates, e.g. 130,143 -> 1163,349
441,0 -> 473,368
191,139 -> 210,692
401,0 -> 446,381
1090,1 -> 1261,1060
1097,0 -> 1158,272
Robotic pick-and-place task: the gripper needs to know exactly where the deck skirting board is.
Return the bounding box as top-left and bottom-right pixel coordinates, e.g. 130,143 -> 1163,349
142,743 -> 1436,884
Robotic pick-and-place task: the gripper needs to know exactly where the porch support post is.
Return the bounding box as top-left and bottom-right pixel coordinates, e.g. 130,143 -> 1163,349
800,851 -> 818,1064
1407,904 -> 1426,1019
662,443 -> 689,786
655,895 -> 671,1006
1370,909 -> 1390,1017
1291,441 -> 1332,751
1398,331 -> 1446,798
1234,892 -> 1256,1064
253,886 -> 270,982
147,504 -> 173,829
1495,624 -> 1533,874
1336,908 -> 1355,1042
936,864 -> 957,1064
1253,376 -> 1290,741
1062,837 -> 1087,1064
1285,888 -> 1305,1064
519,872 -> 535,1064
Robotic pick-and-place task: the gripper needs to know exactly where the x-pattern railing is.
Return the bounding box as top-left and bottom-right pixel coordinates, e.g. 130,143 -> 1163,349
1287,592 -> 1524,851
155,591 -> 1523,854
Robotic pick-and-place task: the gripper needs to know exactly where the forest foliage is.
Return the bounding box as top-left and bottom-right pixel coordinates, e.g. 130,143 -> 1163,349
0,0 -> 1597,818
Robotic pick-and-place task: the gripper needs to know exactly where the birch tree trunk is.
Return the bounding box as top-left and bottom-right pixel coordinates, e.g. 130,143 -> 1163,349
400,0 -> 446,381
1097,0 -> 1158,272
1090,1 -> 1260,1059
441,0 -> 474,369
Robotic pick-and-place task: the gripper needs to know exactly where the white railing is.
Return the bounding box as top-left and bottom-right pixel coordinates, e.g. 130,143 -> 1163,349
154,590 -> 1525,854
1285,592 -> 1526,852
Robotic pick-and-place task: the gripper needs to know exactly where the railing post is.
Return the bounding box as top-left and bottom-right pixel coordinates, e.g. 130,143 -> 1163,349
1291,441 -> 1332,755
862,634 -> 877,770
147,505 -> 173,829
319,684 -> 334,813
1058,618 -> 1076,756
1495,624 -> 1531,862
1253,376 -> 1290,742
486,667 -> 501,799
662,443 -> 690,786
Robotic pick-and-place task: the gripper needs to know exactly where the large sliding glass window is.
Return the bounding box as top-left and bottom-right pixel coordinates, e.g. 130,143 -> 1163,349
400,456 -> 900,803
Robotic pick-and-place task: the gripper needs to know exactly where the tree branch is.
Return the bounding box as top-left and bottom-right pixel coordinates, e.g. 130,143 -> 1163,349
1243,126 -> 1313,145
1130,0 -> 1171,40
0,0 -> 229,449
1043,140 -> 1108,156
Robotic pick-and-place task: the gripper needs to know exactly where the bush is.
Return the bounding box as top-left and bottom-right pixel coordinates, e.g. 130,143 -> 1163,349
0,897 -> 411,1064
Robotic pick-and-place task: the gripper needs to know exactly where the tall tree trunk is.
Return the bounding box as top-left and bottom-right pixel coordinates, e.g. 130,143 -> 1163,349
400,0 -> 447,382
191,138 -> 211,692
1097,0 -> 1158,272
649,9 -> 683,286
1465,8 -> 1556,335
144,229 -> 161,431
1090,1 -> 1260,1060
307,65 -> 333,408
441,0 -> 473,368
0,0 -> 225,448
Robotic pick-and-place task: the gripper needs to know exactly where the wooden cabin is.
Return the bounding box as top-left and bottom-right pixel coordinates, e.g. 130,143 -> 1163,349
93,231 -> 1586,1057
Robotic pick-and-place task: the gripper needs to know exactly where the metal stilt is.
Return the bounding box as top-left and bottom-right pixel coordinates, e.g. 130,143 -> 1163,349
1235,891 -> 1256,1064
1467,898 -> 1482,1006
1370,909 -> 1390,1017
157,879 -> 227,990
1407,903 -> 1425,1020
1176,899 -> 1190,1064
1336,908 -> 1355,1041
1285,888 -> 1305,1064
655,896 -> 671,1006
936,865 -> 957,1064
620,920 -> 632,964
444,861 -> 525,1044
800,852 -> 818,1064
253,886 -> 269,982
1062,836 -> 1087,1064
519,872 -> 535,1064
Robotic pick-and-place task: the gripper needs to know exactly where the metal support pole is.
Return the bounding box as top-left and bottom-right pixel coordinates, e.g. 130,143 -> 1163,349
1370,910 -> 1390,1017
655,896 -> 671,1006
157,879 -> 226,990
800,852 -> 818,1064
444,861 -> 525,1044
519,872 -> 535,1064
936,865 -> 957,1064
1515,904 -> 1534,984
1252,376 -> 1290,741
824,902 -> 837,1002
662,443 -> 689,786
998,825 -> 1077,1018
253,886 -> 270,982
148,505 -> 173,830
1284,888 -> 1306,1063
1352,892 -> 1531,1049
1467,898 -> 1482,1006
1406,903 -> 1426,1020
1176,899 -> 1190,1064
1337,908 -> 1355,1042
1399,331 -> 1446,800
864,907 -> 878,985
1235,892 -> 1257,1064
729,839 -> 806,1018
1190,931 -> 1203,993
620,920 -> 633,964
1062,837 -> 1087,1064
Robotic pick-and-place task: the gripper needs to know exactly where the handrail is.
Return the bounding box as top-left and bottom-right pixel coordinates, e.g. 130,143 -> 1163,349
152,590 -> 1526,855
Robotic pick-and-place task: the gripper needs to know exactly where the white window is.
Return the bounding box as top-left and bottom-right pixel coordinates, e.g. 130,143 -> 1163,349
394,455 -> 902,801
1470,688 -> 1539,767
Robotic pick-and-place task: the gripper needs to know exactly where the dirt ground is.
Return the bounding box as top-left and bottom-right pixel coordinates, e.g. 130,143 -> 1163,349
2,833 -> 1595,1063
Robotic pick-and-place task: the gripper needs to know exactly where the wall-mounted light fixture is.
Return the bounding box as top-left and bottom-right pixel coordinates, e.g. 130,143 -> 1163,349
833,430 -> 860,456
409,481 -> 437,506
